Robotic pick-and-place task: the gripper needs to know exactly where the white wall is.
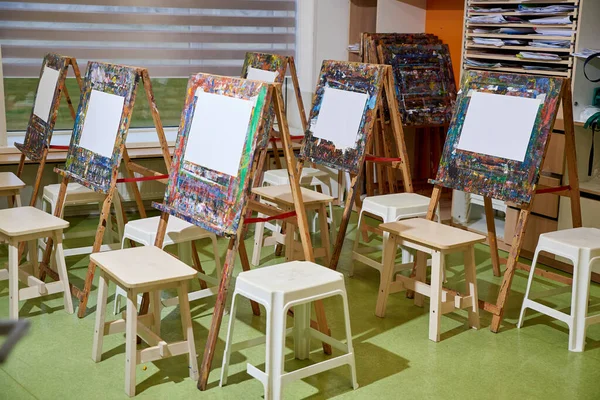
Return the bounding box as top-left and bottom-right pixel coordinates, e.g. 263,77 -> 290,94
376,0 -> 426,33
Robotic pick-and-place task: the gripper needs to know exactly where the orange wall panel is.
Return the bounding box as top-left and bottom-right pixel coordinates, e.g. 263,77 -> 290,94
426,0 -> 465,85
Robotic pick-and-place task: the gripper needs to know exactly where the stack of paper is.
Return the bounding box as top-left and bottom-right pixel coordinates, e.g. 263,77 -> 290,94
500,27 -> 536,34
473,38 -> 504,47
469,15 -> 507,24
531,40 -> 571,48
529,16 -> 572,25
504,39 -> 528,46
465,59 -> 503,68
516,52 -> 562,61
534,28 -> 572,37
572,49 -> 600,59
518,5 -> 577,14
473,28 -> 501,34
470,7 -> 510,13
523,65 -> 568,72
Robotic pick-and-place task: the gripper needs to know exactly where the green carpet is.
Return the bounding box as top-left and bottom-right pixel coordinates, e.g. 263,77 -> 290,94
1,210 -> 599,399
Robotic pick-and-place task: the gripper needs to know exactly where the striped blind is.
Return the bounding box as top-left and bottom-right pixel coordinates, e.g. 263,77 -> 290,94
0,0 -> 296,78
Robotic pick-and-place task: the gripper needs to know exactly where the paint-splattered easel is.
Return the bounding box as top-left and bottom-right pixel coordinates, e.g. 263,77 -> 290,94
425,70 -> 581,333
13,54 -> 82,257
37,61 -> 175,318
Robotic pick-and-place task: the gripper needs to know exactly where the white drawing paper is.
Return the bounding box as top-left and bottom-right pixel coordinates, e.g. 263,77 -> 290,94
33,65 -> 61,123
78,89 -> 125,158
312,87 -> 368,150
246,66 -> 279,83
456,91 -> 542,162
184,89 -> 254,177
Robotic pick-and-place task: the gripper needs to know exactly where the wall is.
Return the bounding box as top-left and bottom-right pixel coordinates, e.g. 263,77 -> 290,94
425,0 -> 465,85
377,0 -> 426,32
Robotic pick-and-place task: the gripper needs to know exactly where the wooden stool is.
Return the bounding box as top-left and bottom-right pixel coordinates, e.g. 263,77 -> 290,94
91,246 -> 199,397
375,218 -> 485,342
252,185 -> 333,264
0,172 -> 25,207
0,207 -> 73,319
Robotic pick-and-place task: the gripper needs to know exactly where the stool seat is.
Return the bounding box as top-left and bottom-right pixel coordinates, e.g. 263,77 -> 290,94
0,206 -> 69,237
0,172 -> 25,191
252,185 -> 333,206
381,218 -> 486,250
362,193 -> 430,222
91,246 -> 197,289
531,227 -> 600,251
123,215 -> 215,247
43,182 -> 106,205
263,167 -> 328,186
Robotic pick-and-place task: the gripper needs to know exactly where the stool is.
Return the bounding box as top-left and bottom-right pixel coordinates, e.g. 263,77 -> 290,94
376,218 -> 485,342
0,207 -> 73,319
0,172 -> 25,208
39,182 -> 124,257
252,169 -> 336,266
351,193 -> 431,277
113,216 -> 222,313
518,228 -> 600,352
91,246 -> 199,397
251,185 -> 333,265
220,261 -> 358,399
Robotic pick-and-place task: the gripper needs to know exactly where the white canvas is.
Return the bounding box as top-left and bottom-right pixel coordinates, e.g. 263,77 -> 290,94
33,65 -> 60,123
78,89 -> 125,158
456,91 -> 542,162
246,66 -> 279,83
312,87 -> 368,150
183,89 -> 254,177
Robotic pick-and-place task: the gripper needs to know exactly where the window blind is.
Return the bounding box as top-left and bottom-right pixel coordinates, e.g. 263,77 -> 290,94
0,0 -> 296,77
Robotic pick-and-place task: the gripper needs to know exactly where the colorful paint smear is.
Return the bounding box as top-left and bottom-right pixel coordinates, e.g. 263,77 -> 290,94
15,53 -> 69,161
434,70 -> 564,205
153,74 -> 272,238
379,44 -> 457,126
362,33 -> 441,62
300,60 -> 385,175
60,61 -> 140,193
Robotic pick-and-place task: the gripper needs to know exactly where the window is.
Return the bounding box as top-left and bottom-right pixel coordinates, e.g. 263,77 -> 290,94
1,0 -> 296,135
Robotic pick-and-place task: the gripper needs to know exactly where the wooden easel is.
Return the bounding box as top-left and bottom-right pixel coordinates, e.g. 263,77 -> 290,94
326,61 -> 414,271
37,61 -> 176,318
424,71 -> 581,333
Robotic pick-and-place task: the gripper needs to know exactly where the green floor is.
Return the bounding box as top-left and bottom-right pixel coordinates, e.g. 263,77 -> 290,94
1,210 -> 600,399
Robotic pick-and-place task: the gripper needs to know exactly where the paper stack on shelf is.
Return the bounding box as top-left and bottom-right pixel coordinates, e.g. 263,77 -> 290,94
531,40 -> 571,48
504,39 -> 528,46
517,5 -> 577,14
473,38 -> 504,47
470,7 -> 510,13
469,15 -> 507,24
523,65 -> 568,71
534,28 -> 572,37
465,59 -> 503,68
473,28 -> 501,34
500,27 -> 536,34
529,16 -> 572,25
517,52 -> 562,61
572,49 -> 600,59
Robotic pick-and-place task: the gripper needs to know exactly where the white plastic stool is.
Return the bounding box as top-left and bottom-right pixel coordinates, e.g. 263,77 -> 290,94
220,261 -> 358,399
113,215 -> 222,313
39,182 -> 124,257
0,172 -> 25,208
0,207 -> 73,319
252,167 -> 336,266
518,228 -> 600,352
351,193 -> 432,277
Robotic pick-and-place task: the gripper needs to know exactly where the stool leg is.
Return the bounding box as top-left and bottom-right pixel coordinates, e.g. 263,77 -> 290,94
151,290 -> 161,335
252,216 -> 266,266
53,231 -> 73,314
14,193 -> 22,207
178,282 -> 199,380
293,302 -> 311,360
569,256 -> 589,352
517,248 -> 542,328
318,205 -> 332,266
220,292 -> 239,386
8,240 -> 19,320
92,270 -> 109,362
414,251 -> 427,308
350,210 -> 366,277
266,301 -> 286,400
125,289 -> 138,397
429,251 -> 444,342
463,247 -> 480,330
340,291 -> 359,390
28,240 -> 39,279
376,234 -> 398,317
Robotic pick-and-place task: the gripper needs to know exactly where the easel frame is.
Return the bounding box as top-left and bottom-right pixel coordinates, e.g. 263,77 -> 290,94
425,72 -> 581,333
38,61 -> 174,318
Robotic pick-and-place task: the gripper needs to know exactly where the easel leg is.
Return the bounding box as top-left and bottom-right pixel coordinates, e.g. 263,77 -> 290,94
490,209 -> 530,333
39,176 -> 69,282
483,197 -> 501,277
330,174 -> 359,271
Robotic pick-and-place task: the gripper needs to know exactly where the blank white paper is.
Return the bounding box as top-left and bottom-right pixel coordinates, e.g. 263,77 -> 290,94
184,89 -> 254,177
456,91 -> 542,162
33,65 -> 61,123
246,66 -> 279,83
312,87 -> 368,150
78,89 -> 125,158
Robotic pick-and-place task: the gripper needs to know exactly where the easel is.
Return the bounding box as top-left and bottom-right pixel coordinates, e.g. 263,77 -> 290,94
425,70 -> 581,333
37,61 -> 176,318
322,60 -> 414,271
14,54 -> 82,257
